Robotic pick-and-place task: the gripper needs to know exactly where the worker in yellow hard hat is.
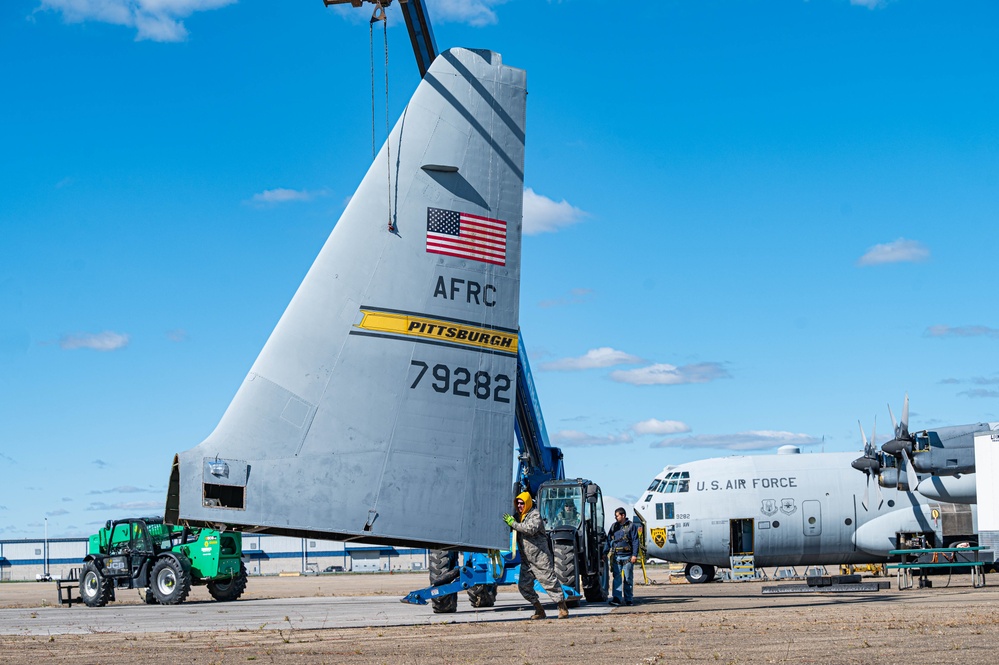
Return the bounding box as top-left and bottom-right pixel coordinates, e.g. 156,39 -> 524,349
503,491 -> 569,619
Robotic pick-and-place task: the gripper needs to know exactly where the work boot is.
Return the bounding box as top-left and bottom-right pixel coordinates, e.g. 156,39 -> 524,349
557,600 -> 569,619
530,601 -> 546,620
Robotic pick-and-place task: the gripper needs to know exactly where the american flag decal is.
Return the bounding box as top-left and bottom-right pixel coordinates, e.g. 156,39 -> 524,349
426,207 -> 507,266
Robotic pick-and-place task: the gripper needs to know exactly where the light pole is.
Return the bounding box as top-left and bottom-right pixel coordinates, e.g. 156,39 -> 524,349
43,517 -> 49,578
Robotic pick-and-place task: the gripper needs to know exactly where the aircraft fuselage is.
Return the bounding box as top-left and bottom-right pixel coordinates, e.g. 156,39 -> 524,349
634,450 -> 975,570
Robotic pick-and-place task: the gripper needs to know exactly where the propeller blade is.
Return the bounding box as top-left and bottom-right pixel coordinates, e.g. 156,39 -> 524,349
899,446 -> 916,492
900,393 -> 910,439
862,472 -> 870,510
874,471 -> 884,508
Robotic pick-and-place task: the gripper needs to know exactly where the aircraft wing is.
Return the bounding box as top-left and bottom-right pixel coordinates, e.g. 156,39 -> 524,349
166,48 -> 526,552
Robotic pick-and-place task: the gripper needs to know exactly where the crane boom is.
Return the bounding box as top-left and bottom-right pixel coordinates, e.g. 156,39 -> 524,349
398,0 -> 437,78
515,332 -> 565,492
323,0 -> 438,78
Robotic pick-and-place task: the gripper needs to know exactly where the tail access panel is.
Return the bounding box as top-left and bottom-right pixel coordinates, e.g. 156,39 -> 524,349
166,49 -> 527,552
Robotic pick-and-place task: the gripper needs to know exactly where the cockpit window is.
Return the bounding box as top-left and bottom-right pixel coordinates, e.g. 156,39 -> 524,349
664,480 -> 678,493
678,479 -> 689,493
647,479 -> 661,491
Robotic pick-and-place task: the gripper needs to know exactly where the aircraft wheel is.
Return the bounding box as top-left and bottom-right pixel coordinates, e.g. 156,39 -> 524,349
428,550 -> 458,614
552,542 -> 580,607
80,561 -> 114,608
207,561 -> 248,602
685,563 -> 715,584
151,555 -> 192,605
466,583 -> 497,607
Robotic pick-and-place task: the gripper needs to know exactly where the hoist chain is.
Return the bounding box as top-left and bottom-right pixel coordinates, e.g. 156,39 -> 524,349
368,3 -> 393,231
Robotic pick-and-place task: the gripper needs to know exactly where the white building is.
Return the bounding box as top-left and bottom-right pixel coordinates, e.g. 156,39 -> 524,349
0,533 -> 427,581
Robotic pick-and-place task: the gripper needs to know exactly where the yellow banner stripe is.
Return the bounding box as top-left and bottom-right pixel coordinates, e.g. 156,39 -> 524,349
357,310 -> 518,354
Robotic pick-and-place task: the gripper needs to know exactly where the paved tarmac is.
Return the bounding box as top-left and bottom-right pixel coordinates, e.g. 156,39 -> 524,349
0,595 -> 612,636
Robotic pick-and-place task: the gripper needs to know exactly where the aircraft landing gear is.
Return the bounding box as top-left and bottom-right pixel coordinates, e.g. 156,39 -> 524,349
685,563 -> 715,584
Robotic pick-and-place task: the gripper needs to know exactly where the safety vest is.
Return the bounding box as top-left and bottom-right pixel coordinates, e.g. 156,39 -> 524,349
610,520 -> 634,557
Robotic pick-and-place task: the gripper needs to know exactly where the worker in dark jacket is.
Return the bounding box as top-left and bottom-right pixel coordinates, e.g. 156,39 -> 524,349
503,491 -> 569,619
607,507 -> 639,606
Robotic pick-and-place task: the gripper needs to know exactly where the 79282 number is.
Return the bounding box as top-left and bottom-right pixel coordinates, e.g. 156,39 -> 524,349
410,360 -> 511,403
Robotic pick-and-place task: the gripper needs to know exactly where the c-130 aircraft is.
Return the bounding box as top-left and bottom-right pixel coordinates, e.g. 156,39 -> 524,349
634,445 -> 978,584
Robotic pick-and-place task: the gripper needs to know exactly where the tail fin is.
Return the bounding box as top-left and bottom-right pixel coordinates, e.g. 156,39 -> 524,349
166,49 -> 526,552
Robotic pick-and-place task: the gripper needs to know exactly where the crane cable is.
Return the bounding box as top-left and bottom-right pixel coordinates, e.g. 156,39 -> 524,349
368,3 -> 393,232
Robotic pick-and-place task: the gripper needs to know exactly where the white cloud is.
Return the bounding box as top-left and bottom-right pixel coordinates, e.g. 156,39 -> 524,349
552,430 -> 633,447
541,347 -> 641,371
327,0 -> 503,28
249,187 -> 326,206
86,500 -> 164,511
652,430 -> 821,452
166,328 -> 188,342
857,238 -> 929,266
46,509 -> 70,517
610,362 -> 729,386
959,389 -> 999,399
522,187 -> 587,235
926,325 -> 999,339
430,0 -> 505,27
850,0 -> 888,8
88,485 -> 159,495
60,331 -> 130,351
38,0 -> 237,42
632,418 -> 691,436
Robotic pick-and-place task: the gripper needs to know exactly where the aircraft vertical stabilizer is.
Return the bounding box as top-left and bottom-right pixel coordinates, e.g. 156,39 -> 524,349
166,48 -> 526,551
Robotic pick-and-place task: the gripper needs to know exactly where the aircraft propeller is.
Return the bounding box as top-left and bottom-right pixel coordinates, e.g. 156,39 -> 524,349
853,419 -> 884,510
882,393 -> 912,456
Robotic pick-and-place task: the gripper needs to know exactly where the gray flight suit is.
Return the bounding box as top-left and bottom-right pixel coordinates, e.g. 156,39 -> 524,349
510,507 -> 564,604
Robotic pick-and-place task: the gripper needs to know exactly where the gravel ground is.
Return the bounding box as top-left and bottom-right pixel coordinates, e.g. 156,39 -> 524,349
2,568 -> 997,664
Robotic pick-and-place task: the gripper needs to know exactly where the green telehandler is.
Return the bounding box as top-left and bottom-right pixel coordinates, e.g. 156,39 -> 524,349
79,516 -> 247,607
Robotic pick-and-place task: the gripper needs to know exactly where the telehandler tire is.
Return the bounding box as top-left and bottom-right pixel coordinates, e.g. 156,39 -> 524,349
150,554 -> 192,605
207,561 -> 249,602
552,542 -> 580,608
466,583 -> 497,607
428,550 -> 458,614
80,561 -> 114,608
583,559 -> 609,603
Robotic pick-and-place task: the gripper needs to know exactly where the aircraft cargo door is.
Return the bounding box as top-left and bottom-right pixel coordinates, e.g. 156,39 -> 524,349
730,519 -> 754,555
802,500 -> 821,537
729,519 -> 755,580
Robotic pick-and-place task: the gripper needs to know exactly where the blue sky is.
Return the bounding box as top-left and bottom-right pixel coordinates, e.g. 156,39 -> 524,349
2,0 -> 997,538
